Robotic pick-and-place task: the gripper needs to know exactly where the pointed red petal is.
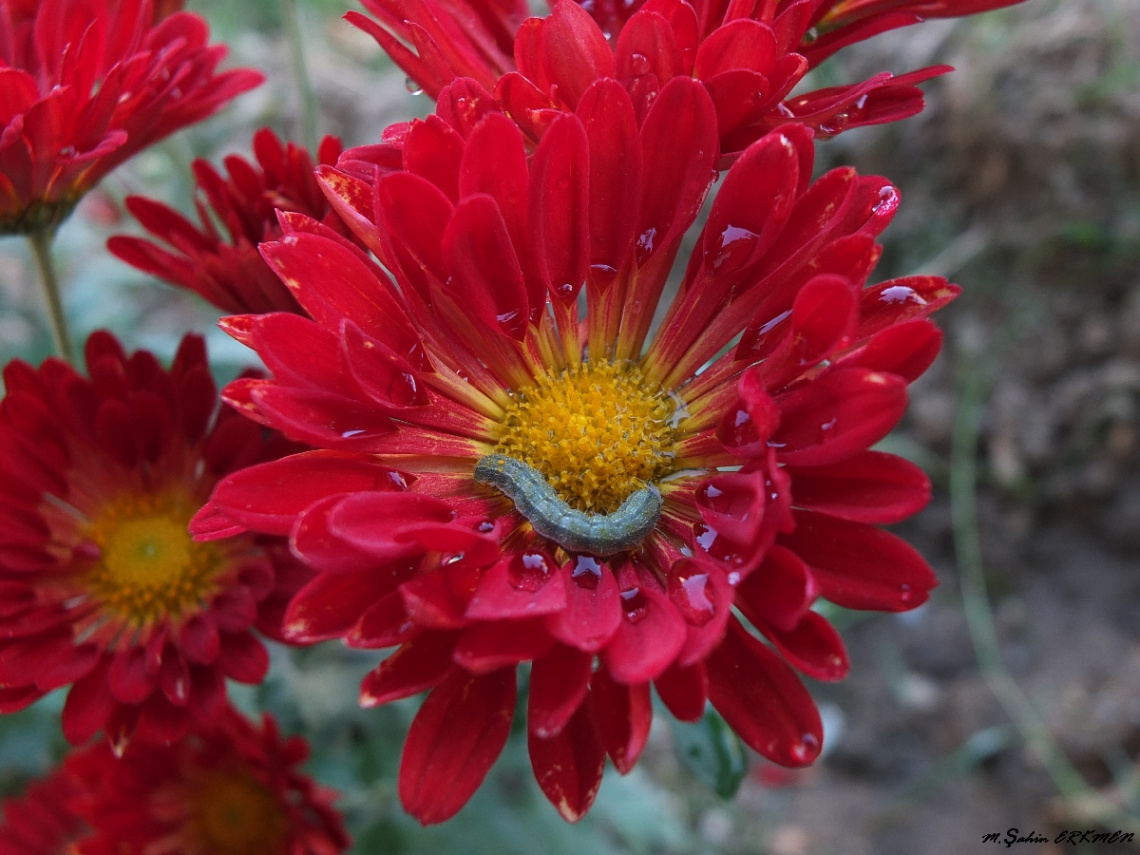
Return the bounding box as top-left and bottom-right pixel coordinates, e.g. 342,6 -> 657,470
590,666 -> 651,774
528,643 -> 592,738
781,510 -> 938,611
399,668 -> 517,824
528,701 -> 606,822
706,618 -> 822,766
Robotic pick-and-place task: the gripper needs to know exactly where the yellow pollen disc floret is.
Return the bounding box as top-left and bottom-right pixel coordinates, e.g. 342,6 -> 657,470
83,490 -> 226,626
494,360 -> 676,513
190,771 -> 287,855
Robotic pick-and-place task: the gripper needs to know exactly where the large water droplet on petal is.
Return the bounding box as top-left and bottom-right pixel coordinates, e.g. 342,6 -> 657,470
667,568 -> 715,626
619,586 -> 648,623
508,550 -> 554,592
571,555 -> 603,589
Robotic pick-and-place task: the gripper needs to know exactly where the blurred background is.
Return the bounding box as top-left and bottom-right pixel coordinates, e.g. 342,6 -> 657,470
0,0 -> 1138,852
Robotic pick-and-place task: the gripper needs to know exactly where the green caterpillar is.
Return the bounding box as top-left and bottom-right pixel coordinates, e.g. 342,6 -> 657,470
473,454 -> 662,557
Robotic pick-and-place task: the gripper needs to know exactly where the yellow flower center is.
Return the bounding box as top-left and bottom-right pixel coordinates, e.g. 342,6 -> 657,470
494,360 -> 676,512
83,490 -> 225,626
190,771 -> 287,855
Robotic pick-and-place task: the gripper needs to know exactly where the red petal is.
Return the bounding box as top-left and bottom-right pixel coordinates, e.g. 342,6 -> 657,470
465,550 -> 567,620
602,579 -> 686,684
442,193 -> 530,339
541,1 -> 614,108
858,276 -> 960,340
217,632 -> 269,683
635,76 -> 718,262
179,613 -> 221,664
360,632 -> 458,706
780,511 -> 938,611
399,668 -> 516,824
347,591 -> 415,649
838,318 -> 944,383
546,556 -> 621,652
108,646 -> 157,704
203,450 -> 404,536
735,545 -> 815,632
452,618 -> 552,674
756,610 -> 849,682
654,661 -> 708,723
61,658 -> 115,746
528,701 -> 606,822
528,644 -> 592,738
529,112 -> 590,305
590,667 -> 651,774
706,618 -> 822,766
577,79 -> 641,273
787,450 -> 931,524
284,564 -> 410,642
772,367 -> 908,466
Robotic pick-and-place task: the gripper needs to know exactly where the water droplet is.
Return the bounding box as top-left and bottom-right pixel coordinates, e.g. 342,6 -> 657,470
727,571 -> 741,586
628,51 -> 651,75
668,568 -> 715,625
879,284 -> 922,306
899,583 -> 913,603
790,732 -> 820,764
717,406 -> 759,451
442,552 -> 465,566
636,227 -> 657,261
802,26 -> 819,45
712,224 -> 759,271
477,520 -> 495,533
571,555 -> 602,589
405,76 -> 424,95
508,550 -> 554,592
385,471 -> 410,490
59,145 -> 76,158
693,523 -> 745,566
758,310 -> 792,336
818,112 -> 850,136
872,186 -> 899,214
619,586 -> 648,623
340,429 -> 365,438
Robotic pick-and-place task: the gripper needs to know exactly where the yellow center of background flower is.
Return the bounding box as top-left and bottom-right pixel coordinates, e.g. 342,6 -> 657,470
190,771 -> 287,855
495,360 -> 676,513
84,490 -> 224,626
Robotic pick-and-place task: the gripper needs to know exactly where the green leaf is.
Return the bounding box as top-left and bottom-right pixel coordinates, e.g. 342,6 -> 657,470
671,709 -> 748,799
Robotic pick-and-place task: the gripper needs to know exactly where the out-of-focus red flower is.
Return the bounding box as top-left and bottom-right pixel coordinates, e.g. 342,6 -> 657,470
195,79 -> 954,824
349,0 -> 1002,162
0,0 -> 262,236
0,332 -> 310,749
0,764 -> 86,855
108,130 -> 350,315
65,706 -> 349,855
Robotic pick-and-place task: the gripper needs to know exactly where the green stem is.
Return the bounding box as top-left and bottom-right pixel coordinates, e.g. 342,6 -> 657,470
951,352 -> 1137,826
27,229 -> 75,364
281,0 -> 319,152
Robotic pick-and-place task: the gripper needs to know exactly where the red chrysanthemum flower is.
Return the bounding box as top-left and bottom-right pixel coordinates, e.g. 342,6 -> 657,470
0,763 -> 86,855
348,0 -> 1009,162
0,331 -> 310,749
65,706 -> 349,855
108,129 -> 351,315
0,0 -> 263,235
195,78 -> 955,824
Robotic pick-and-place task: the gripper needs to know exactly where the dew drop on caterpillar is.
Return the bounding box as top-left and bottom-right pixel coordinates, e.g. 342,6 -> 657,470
473,454 -> 662,557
